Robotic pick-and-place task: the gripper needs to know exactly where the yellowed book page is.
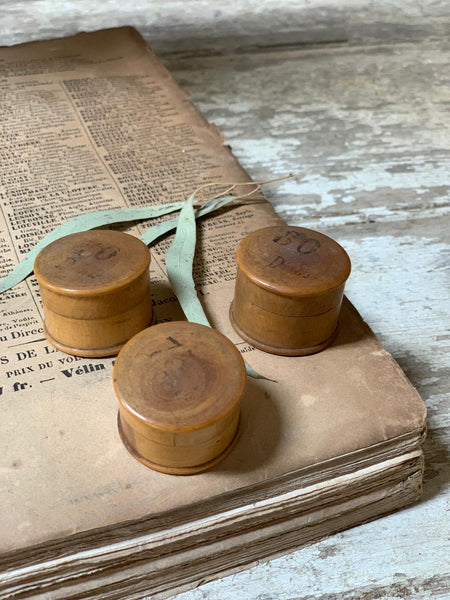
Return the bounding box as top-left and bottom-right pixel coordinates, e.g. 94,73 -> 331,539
0,28 -> 425,553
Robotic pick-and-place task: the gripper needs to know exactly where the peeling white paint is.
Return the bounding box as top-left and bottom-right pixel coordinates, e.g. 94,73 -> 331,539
168,37 -> 449,600
0,8 -> 448,599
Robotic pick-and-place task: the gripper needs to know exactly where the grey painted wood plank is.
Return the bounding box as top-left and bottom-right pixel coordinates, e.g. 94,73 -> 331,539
165,40 -> 450,228
1,1 -> 450,53
0,6 -> 448,596
165,40 -> 449,600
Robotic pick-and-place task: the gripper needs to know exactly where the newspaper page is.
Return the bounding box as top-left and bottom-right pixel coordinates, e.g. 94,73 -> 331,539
0,28 -> 425,555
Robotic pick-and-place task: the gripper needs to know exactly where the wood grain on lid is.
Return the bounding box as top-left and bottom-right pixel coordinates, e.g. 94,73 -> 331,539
236,226 -> 351,297
34,230 -> 150,295
113,322 -> 245,433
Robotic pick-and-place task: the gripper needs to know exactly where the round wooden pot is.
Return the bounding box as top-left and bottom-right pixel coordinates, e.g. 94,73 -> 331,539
230,225 -> 351,356
34,230 -> 152,357
113,321 -> 245,475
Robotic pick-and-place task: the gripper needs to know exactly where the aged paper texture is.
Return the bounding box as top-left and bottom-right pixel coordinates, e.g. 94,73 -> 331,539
0,28 -> 425,555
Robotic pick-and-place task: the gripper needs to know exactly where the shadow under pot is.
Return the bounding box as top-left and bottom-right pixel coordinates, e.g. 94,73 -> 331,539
34,229 -> 152,357
230,225 -> 351,356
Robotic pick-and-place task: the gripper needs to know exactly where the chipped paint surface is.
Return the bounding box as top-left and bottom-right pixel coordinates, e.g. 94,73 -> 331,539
1,3 -> 448,599
167,32 -> 449,600
167,40 -> 450,233
1,1 -> 450,52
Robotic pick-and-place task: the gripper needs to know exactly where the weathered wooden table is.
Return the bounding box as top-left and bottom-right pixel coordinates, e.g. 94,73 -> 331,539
2,2 -> 449,598
165,41 -> 450,600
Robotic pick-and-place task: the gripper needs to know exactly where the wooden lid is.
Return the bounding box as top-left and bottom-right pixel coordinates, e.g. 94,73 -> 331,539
236,226 -> 351,297
34,230 -> 150,296
113,322 -> 245,433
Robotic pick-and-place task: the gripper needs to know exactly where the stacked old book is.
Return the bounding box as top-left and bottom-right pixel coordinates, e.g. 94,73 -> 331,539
0,28 -> 425,600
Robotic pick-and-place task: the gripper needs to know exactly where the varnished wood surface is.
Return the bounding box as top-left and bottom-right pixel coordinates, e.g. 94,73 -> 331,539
34,230 -> 150,295
230,225 -> 349,354
114,322 -> 245,474
235,226 -> 350,297
34,230 -> 152,356
1,3 -> 448,599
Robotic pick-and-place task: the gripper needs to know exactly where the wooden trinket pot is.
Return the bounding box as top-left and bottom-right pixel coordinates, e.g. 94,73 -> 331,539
113,321 -> 245,475
230,225 -> 351,356
34,230 -> 152,357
